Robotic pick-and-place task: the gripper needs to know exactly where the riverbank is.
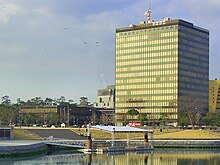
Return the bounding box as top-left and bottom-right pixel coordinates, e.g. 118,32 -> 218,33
0,140 -> 47,156
1,138 -> 220,156
1,127 -> 219,156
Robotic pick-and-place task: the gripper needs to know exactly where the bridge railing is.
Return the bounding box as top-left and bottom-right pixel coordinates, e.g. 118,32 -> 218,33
43,137 -> 87,148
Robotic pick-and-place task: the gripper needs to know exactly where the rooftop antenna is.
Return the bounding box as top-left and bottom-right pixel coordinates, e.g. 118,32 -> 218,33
144,0 -> 151,23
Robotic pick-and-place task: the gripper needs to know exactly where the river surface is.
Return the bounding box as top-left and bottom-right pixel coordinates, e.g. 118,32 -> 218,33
0,149 -> 220,165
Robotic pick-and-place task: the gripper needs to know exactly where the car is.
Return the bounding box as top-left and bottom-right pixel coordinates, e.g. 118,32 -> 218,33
51,125 -> 56,128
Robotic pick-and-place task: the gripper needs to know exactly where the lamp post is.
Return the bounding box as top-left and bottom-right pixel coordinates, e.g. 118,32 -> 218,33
112,128 -> 115,147
19,111 -> 22,129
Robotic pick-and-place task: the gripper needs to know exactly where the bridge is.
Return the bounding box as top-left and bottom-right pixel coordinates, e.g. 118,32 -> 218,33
44,137 -> 87,149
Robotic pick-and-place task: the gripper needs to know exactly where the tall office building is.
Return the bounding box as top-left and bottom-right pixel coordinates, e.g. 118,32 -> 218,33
209,80 -> 220,112
115,14 -> 209,125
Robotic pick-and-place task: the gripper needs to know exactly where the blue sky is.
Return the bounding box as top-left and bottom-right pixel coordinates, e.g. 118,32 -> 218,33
0,0 -> 219,103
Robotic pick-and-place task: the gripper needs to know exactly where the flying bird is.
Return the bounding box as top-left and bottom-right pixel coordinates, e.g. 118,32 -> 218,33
83,41 -> 88,44
95,41 -> 99,46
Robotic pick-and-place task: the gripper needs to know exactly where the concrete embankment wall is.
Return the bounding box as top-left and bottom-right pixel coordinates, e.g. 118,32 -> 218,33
0,142 -> 47,156
153,140 -> 220,148
92,139 -> 220,148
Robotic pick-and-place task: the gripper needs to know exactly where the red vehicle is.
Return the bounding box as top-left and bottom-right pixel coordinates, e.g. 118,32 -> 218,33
128,122 -> 142,127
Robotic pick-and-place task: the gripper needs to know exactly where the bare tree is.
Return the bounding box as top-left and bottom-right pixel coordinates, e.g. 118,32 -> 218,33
100,111 -> 114,126
178,95 -> 207,129
91,111 -> 99,125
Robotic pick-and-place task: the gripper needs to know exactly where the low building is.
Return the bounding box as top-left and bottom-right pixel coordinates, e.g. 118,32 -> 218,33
0,127 -> 14,140
19,106 -> 57,125
209,79 -> 220,112
58,105 -> 94,126
58,105 -> 115,126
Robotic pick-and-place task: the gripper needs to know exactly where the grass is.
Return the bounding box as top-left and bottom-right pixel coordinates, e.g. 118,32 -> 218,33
71,128 -> 220,140
154,129 -> 220,139
14,128 -> 41,140
14,127 -> 220,140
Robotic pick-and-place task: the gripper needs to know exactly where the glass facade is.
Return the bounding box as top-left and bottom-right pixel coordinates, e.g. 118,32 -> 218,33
115,19 -> 209,125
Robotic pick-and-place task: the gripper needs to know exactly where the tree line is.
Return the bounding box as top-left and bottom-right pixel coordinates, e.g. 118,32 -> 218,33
0,95 -> 92,127
1,95 -> 91,107
1,95 -> 220,128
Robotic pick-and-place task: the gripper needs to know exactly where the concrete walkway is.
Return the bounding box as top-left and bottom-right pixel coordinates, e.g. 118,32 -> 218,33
0,140 -> 47,156
0,140 -> 42,146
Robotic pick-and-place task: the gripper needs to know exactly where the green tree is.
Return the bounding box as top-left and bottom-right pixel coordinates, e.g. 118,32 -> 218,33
138,113 -> 147,125
0,105 -> 16,126
16,98 -> 25,106
24,113 -> 35,126
1,95 -> 11,106
127,109 -> 139,123
58,96 -> 66,104
202,112 -> 220,126
79,97 -> 90,107
44,97 -> 54,106
47,112 -> 60,126
178,111 -> 189,126
30,97 -> 44,106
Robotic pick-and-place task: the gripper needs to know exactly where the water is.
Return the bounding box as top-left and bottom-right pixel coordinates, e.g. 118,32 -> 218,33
0,149 -> 220,165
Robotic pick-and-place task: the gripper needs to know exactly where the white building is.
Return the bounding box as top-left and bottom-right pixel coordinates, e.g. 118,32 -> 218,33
94,85 -> 115,109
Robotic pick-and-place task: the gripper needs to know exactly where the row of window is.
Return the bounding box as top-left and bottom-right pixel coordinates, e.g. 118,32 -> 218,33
116,37 -> 178,45
116,44 -> 178,53
116,76 -> 177,84
179,25 -> 208,38
116,52 -> 177,60
179,70 -> 208,79
116,59 -> 177,67
116,65 -> 176,72
118,89 -> 177,95
116,99 -> 177,106
179,46 -> 208,56
116,99 -> 178,107
116,90 -> 177,96
179,32 -> 208,44
179,57 -> 208,68
117,56 -> 177,63
179,38 -> 209,50
116,107 -> 177,112
116,69 -> 178,78
117,80 -> 177,87
115,113 -> 178,120
179,64 -> 208,73
179,77 -> 208,85
116,70 -> 178,77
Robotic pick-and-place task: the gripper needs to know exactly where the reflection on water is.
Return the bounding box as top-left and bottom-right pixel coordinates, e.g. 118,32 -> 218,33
0,149 -> 220,165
